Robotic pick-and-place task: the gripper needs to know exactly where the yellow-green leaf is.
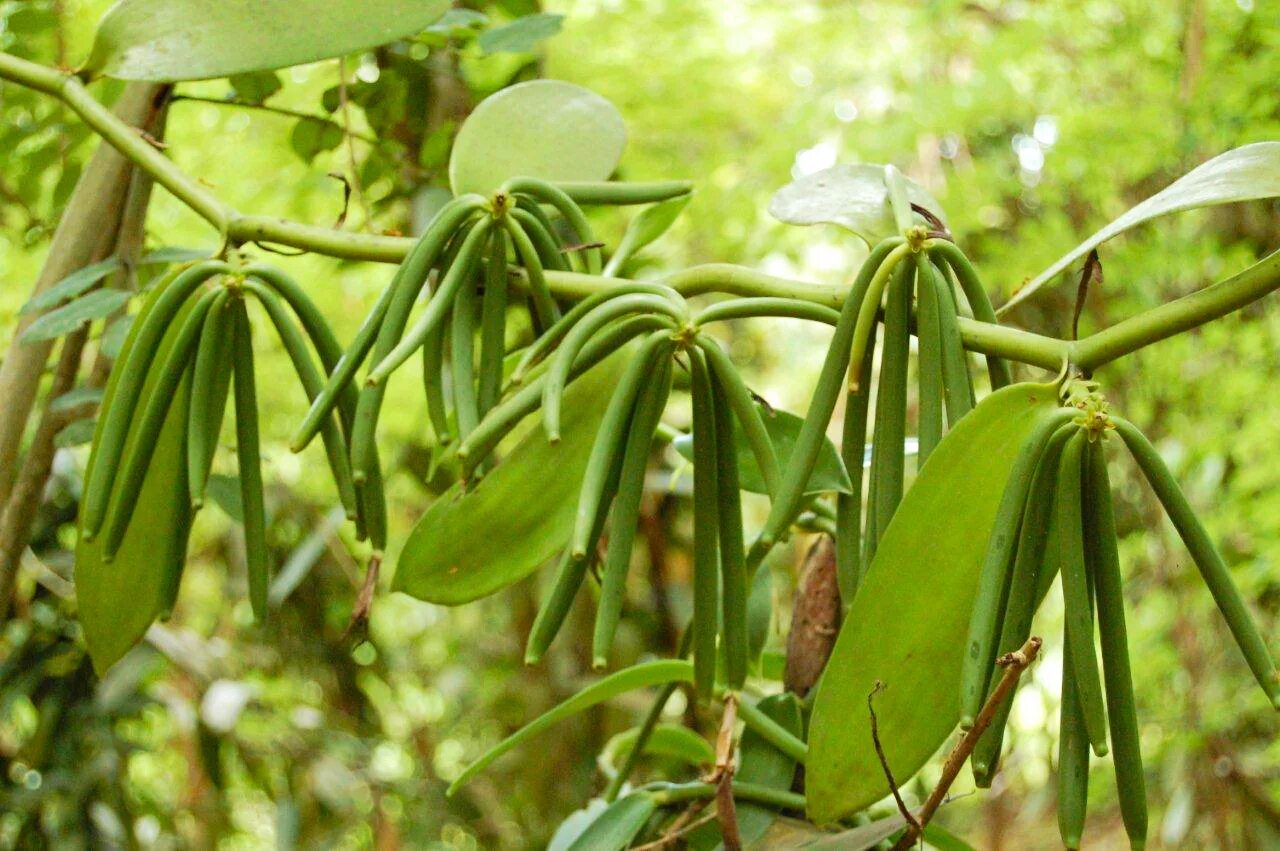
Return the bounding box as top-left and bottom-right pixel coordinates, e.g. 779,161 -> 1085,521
806,381 -> 1061,822
85,0 -> 451,82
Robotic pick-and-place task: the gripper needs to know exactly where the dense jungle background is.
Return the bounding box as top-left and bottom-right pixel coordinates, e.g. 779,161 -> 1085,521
1,0 -> 1278,847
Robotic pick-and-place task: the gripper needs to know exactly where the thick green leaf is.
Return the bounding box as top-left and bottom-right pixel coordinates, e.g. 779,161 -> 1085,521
600,723 -> 714,775
1007,142 -> 1280,311
392,350 -> 627,604
478,13 -> 564,55
768,164 -> 945,245
447,659 -> 694,795
449,80 -> 626,196
85,0 -> 451,81
566,793 -> 656,851
21,258 -> 121,314
21,289 -> 132,342
76,293 -> 195,675
806,381 -> 1062,822
673,404 -> 852,496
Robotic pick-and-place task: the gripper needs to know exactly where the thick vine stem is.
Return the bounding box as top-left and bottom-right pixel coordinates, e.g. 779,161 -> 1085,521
4,51 -> 1280,372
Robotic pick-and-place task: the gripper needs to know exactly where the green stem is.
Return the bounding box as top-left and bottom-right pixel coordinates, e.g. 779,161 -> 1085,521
643,780 -> 806,811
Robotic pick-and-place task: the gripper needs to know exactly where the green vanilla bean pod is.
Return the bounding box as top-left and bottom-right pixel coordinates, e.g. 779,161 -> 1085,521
915,255 -> 944,465
1058,430 -> 1110,756
477,228 -> 509,416
571,332 -> 674,559
1084,438 -> 1148,850
359,441 -> 388,551
971,420 -> 1075,785
709,360 -> 749,689
244,264 -> 359,438
241,280 -> 358,520
960,407 -> 1076,727
186,288 -> 233,508
422,313 -> 452,446
753,237 -> 904,554
870,255 -> 913,543
456,315 -> 676,478
101,286 -> 222,559
554,180 -> 693,206
1059,640 -> 1091,850
366,218 -> 492,387
505,177 -> 602,274
593,347 -> 673,667
861,426 -> 881,568
542,294 -> 686,442
689,345 -> 722,703
450,269 -> 480,441
694,298 -> 841,327
837,313 -> 877,598
695,334 -> 781,498
502,213 -> 560,333
927,259 -> 975,425
81,260 -> 229,540
229,297 -> 269,619
927,241 -> 1013,390
1113,416 -> 1280,708
510,206 -> 568,272
513,283 -> 683,383
846,243 -> 913,393
352,219 -> 492,487
291,195 -> 486,452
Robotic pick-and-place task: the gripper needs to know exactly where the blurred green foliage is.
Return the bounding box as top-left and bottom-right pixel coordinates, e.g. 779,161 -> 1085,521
1,0 -> 1279,847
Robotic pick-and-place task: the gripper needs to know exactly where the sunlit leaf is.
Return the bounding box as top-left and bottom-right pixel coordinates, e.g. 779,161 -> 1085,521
85,0 -> 452,81
449,80 -> 626,196
768,163 -> 945,245
21,289 -> 132,342
806,382 -> 1062,822
478,13 -> 565,55
1006,142 -> 1280,311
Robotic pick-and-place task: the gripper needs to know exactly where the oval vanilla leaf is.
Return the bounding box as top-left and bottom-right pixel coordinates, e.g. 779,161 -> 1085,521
449,80 -> 626,196
673,404 -> 852,496
806,381 -> 1062,822
768,163 -> 945,245
392,349 -> 627,605
1005,142 -> 1280,313
85,0 -> 451,81
21,289 -> 132,343
21,258 -> 121,315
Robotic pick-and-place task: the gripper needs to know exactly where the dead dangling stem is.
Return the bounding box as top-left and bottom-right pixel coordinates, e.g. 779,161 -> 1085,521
710,693 -> 743,850
869,680 -> 921,835
888,636 -> 1042,851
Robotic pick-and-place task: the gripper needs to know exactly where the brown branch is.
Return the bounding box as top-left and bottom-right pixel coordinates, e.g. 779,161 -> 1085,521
711,693 -> 742,850
889,636 -> 1042,851
869,680 -> 920,835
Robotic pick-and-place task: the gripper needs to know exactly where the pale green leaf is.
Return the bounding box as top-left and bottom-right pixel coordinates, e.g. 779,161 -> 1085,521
86,0 -> 452,81
478,13 -> 564,55
449,80 -> 626,196
1006,142 -> 1280,312
768,163 -> 944,246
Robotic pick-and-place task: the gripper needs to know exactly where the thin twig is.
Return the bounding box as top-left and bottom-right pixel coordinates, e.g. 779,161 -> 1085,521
711,694 -> 742,850
631,804 -> 717,851
1072,249 -> 1102,342
344,551 -> 382,640
889,636 -> 1043,851
868,680 -> 921,835
336,57 -> 371,229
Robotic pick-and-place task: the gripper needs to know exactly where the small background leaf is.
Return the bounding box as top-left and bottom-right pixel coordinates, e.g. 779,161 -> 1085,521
599,724 -> 714,777
228,71 -> 283,105
85,0 -> 452,82
673,404 -> 852,495
768,164 -> 945,245
21,258 -> 121,315
50,386 -> 105,414
21,289 -> 132,343
99,314 -> 134,358
478,13 -> 564,55
54,418 -> 97,448
1006,142 -> 1280,311
448,80 -> 626,196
